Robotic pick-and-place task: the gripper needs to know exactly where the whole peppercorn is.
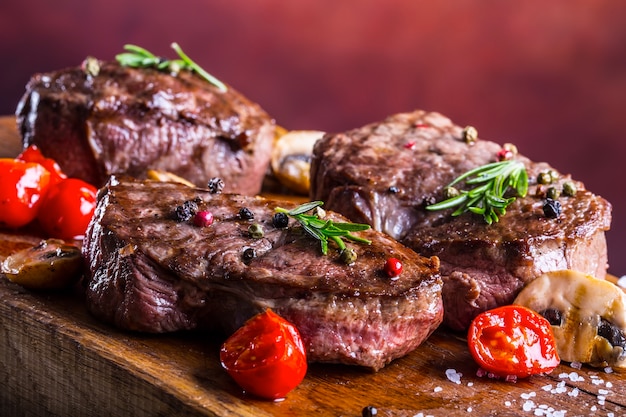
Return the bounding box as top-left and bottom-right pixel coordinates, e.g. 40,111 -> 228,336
242,247 -> 256,263
248,223 -> 264,239
272,212 -> 289,228
239,207 -> 255,220
207,177 -> 224,194
340,248 -> 358,265
462,126 -> 478,144
563,181 -> 577,197
384,257 -> 403,279
546,187 -> 560,200
543,198 -> 562,219
362,405 -> 378,417
193,210 -> 214,227
444,186 -> 460,199
173,200 -> 198,222
537,171 -> 553,185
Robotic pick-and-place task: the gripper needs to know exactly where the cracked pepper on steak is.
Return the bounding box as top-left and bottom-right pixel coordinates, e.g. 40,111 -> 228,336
82,176 -> 443,370
310,109 -> 612,330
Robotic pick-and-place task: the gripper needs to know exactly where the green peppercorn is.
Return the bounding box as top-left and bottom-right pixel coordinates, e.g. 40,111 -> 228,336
549,169 -> 559,182
444,186 -> 460,199
248,223 -> 264,239
82,56 -> 100,77
563,181 -> 577,197
537,171 -> 553,185
340,248 -> 358,265
462,126 -> 478,144
547,187 -> 560,200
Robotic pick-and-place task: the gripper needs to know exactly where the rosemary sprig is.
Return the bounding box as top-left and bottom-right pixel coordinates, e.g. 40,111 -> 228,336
426,159 -> 528,224
115,43 -> 227,92
275,201 -> 372,255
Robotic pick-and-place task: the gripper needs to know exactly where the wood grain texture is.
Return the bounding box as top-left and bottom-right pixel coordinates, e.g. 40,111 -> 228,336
1,116 -> 625,416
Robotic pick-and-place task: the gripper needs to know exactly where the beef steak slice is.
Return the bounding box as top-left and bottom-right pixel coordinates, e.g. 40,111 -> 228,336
310,110 -> 612,331
82,176 -> 443,370
16,60 -> 275,195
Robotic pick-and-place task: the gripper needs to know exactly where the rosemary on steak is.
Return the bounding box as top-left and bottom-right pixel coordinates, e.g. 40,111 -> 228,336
426,160 -> 528,225
115,43 -> 227,92
275,201 -> 372,256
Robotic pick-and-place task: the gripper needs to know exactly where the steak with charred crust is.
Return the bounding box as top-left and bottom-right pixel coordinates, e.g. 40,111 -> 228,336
16,60 -> 275,195
82,176 -> 443,370
310,110 -> 612,331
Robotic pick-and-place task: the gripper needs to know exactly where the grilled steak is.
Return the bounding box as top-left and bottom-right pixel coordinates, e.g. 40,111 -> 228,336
310,110 -> 612,331
82,176 -> 443,370
16,60 -> 275,195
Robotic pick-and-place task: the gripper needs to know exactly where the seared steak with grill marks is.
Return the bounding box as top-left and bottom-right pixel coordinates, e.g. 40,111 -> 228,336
82,176 -> 443,370
16,60 -> 275,195
310,110 -> 612,331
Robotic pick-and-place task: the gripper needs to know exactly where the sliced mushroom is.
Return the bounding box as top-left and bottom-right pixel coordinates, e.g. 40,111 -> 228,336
514,269 -> 626,368
271,130 -> 325,195
1,239 -> 83,290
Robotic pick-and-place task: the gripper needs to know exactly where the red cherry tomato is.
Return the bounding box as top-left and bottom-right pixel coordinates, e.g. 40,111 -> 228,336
467,305 -> 560,378
0,158 -> 51,229
37,178 -> 98,240
220,309 -> 307,400
17,145 -> 67,185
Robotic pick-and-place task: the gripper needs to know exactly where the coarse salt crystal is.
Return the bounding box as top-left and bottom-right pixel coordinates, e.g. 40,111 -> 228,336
522,400 -> 535,411
445,368 -> 462,384
598,389 -> 609,395
606,381 -> 613,388
604,366 -> 614,374
542,384 -> 553,391
568,388 -> 579,397
504,401 -> 512,407
433,386 -> 443,393
570,361 -> 582,369
521,392 -> 537,400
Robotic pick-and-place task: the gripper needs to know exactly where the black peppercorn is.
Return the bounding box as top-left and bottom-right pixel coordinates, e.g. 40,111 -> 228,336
207,177 -> 225,194
543,198 -> 561,219
239,207 -> 254,220
362,405 -> 378,417
272,212 -> 289,228
242,247 -> 256,263
173,200 -> 198,222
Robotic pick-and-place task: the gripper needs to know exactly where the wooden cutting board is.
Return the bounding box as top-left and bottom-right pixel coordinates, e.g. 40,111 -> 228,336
1,116 -> 625,416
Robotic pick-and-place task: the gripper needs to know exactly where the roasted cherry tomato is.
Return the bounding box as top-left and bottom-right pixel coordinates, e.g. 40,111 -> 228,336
467,305 -> 560,378
220,309 -> 307,400
17,145 -> 67,185
0,158 -> 51,229
36,178 -> 98,240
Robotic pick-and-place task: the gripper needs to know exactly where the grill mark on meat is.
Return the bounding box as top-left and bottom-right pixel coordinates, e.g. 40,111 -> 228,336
310,109 -> 612,331
82,176 -> 443,370
16,61 -> 274,195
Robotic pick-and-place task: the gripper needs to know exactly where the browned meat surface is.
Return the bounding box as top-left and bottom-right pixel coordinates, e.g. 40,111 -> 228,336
82,176 -> 443,370
310,110 -> 612,331
16,61 -> 275,195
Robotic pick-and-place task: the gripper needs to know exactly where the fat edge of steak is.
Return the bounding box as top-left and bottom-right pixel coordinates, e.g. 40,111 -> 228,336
82,176 -> 444,370
309,109 -> 612,331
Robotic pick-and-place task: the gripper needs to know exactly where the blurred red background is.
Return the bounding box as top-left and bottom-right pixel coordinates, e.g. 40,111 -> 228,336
1,0 -> 625,274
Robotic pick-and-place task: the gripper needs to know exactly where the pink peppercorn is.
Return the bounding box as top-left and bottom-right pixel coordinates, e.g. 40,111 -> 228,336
193,210 -> 214,227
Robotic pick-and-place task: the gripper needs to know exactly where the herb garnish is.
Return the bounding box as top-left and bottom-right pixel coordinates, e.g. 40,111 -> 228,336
115,43 -> 227,92
275,201 -> 371,255
426,160 -> 528,224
